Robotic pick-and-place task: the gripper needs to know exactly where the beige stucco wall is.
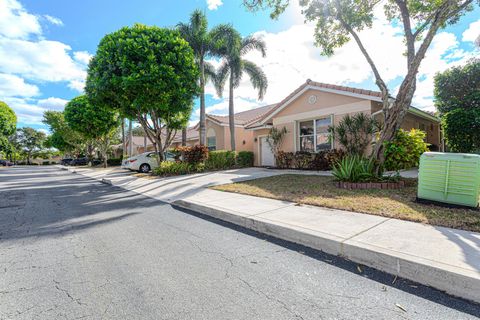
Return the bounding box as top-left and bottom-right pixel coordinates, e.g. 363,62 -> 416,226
271,89 -> 372,154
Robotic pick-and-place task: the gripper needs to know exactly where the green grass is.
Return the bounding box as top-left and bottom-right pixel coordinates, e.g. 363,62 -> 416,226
211,174 -> 480,232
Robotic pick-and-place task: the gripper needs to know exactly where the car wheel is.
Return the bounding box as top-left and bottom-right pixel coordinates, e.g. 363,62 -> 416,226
139,163 -> 151,173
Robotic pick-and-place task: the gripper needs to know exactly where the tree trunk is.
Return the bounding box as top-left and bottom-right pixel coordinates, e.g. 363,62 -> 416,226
182,128 -> 187,146
121,118 -> 126,158
199,59 -> 206,146
128,119 -> 133,157
229,72 -> 236,151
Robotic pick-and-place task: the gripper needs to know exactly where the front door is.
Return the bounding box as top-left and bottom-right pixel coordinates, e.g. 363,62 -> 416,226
260,137 -> 275,167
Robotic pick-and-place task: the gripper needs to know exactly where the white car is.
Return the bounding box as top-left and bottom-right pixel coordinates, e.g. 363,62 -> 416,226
121,152 -> 175,173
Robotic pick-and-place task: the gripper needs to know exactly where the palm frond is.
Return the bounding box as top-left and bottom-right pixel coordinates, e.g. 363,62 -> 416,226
203,61 -> 217,83
242,59 -> 268,100
214,61 -> 230,98
241,36 -> 267,57
210,24 -> 241,57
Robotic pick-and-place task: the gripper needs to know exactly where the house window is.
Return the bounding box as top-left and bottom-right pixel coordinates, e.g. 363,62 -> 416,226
299,116 -> 332,152
207,128 -> 216,151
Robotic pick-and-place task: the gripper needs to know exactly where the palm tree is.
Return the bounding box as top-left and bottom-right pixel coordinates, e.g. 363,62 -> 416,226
213,27 -> 268,151
177,10 -> 218,146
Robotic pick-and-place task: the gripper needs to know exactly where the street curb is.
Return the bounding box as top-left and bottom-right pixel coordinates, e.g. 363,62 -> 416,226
173,199 -> 480,304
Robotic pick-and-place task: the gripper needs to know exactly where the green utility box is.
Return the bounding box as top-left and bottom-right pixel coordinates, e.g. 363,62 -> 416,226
418,152 -> 480,208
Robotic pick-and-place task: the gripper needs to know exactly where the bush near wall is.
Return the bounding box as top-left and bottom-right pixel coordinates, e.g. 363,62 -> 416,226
275,149 -> 345,170
384,129 -> 429,171
237,151 -> 254,167
205,150 -> 237,170
153,161 -> 205,176
177,145 -> 209,164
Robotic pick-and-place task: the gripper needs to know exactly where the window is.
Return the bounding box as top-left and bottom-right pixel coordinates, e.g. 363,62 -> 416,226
207,128 -> 216,151
299,116 -> 332,152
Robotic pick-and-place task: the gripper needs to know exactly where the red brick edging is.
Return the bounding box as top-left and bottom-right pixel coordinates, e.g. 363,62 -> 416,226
335,180 -> 405,190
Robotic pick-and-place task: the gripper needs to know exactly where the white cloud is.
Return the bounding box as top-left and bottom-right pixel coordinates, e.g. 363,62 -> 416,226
0,38 -> 88,90
0,73 -> 39,97
4,96 -> 69,125
37,97 -> 68,111
73,51 -> 93,65
0,0 -> 41,39
462,19 -> 480,42
43,15 -> 63,26
207,0 -> 223,10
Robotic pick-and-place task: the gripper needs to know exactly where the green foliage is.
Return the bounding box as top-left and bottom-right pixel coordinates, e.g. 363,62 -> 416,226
43,110 -> 84,154
384,129 -> 429,171
329,113 -> 379,156
16,127 -> 46,163
64,95 -> 119,140
311,149 -> 346,170
236,151 -> 254,167
177,145 -> 209,164
267,126 -> 287,157
275,149 -> 345,170
153,161 -> 204,176
205,150 -> 237,170
0,101 -> 16,137
434,59 -> 480,114
86,24 -> 199,159
442,108 -> 480,153
332,155 -> 382,183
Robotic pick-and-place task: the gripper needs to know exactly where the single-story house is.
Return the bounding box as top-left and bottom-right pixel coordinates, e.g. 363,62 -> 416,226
115,80 -> 442,165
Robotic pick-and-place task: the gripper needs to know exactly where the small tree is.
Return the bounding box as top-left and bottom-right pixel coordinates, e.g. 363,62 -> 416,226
43,110 -> 85,156
0,101 -> 17,155
16,127 -> 46,164
329,113 -> 379,156
86,24 -> 199,164
64,95 -> 119,167
442,108 -> 480,153
267,126 -> 288,159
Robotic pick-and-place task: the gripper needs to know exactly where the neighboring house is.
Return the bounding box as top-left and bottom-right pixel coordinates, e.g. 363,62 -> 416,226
115,80 -> 441,165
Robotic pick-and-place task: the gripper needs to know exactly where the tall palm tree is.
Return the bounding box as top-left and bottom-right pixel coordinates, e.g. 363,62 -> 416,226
177,10 -> 218,146
213,27 -> 268,151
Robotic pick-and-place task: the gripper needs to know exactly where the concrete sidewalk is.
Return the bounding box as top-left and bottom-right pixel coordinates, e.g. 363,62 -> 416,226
61,166 -> 479,304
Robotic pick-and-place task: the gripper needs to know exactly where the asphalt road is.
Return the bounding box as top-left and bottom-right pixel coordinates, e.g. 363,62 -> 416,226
1,166 -> 479,319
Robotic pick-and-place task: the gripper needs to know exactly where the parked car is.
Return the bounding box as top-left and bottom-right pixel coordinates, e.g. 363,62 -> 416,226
0,159 -> 13,166
121,152 -> 175,173
70,157 -> 88,166
60,158 -> 73,165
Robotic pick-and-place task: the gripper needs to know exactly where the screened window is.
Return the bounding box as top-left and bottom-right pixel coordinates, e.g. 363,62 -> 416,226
299,116 -> 332,152
207,128 -> 216,151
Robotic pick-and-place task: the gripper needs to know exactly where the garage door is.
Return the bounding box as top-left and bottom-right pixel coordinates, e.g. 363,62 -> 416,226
260,137 -> 275,167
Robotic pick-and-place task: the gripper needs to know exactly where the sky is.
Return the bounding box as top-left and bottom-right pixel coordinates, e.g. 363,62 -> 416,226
0,0 -> 479,133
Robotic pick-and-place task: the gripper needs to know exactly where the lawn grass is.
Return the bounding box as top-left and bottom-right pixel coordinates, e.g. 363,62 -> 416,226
211,174 -> 480,233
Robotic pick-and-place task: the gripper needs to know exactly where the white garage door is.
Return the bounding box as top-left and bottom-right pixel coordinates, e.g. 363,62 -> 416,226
260,137 -> 275,167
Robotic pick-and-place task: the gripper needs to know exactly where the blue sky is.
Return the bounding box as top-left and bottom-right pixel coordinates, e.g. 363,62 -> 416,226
0,0 -> 479,132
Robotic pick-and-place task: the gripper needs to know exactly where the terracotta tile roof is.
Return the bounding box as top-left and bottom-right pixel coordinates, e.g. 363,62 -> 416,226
257,79 -> 384,124
172,127 -> 199,142
206,104 -> 277,126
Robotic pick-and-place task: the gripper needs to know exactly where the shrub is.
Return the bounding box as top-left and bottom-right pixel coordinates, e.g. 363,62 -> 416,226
237,151 -> 254,167
42,161 -> 50,165
153,161 -> 204,176
293,151 -> 313,169
107,158 -> 122,166
329,113 -> 379,156
310,149 -> 345,170
441,108 -> 480,153
275,151 -> 294,169
332,155 -> 382,182
384,129 -> 429,171
267,126 -> 288,159
177,145 -> 209,164
205,150 -> 237,170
